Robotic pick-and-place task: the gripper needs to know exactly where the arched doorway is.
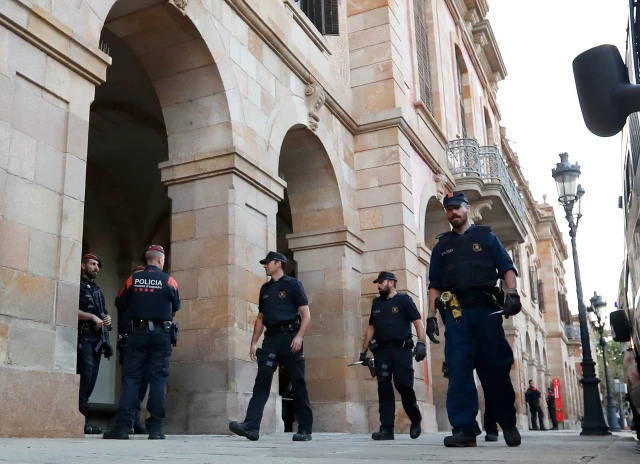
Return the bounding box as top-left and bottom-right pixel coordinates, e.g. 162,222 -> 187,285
82,0 -> 232,430
275,126 -> 364,432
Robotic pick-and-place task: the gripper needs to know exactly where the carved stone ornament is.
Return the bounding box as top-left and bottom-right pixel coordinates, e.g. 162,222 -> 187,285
305,84 -> 325,131
469,199 -> 493,222
169,0 -> 188,13
434,173 -> 446,200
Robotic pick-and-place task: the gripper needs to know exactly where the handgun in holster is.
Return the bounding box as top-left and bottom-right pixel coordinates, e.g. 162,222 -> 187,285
348,357 -> 376,378
438,291 -> 462,323
170,322 -> 180,347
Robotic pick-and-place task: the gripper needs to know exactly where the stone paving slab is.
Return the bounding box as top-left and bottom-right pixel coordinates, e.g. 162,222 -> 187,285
0,431 -> 637,464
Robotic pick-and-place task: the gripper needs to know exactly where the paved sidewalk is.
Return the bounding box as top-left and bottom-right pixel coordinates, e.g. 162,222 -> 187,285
0,430 -> 637,464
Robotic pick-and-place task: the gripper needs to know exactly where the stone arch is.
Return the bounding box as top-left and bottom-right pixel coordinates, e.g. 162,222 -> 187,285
266,95 -> 352,229
416,174 -> 446,248
423,196 -> 450,250
535,340 -> 541,364
93,0 -> 242,164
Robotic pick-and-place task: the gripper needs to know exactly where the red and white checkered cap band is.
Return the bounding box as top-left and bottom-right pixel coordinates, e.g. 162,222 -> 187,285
146,245 -> 165,254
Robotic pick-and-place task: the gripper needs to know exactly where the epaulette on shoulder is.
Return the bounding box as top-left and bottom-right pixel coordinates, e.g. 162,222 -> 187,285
474,225 -> 492,233
435,231 -> 451,240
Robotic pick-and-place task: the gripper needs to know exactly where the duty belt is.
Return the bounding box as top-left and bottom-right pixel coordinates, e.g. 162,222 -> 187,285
454,288 -> 500,308
130,319 -> 172,332
377,339 -> 414,349
265,321 -> 300,336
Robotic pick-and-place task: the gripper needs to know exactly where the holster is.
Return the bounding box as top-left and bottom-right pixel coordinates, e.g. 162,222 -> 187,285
170,322 -> 179,347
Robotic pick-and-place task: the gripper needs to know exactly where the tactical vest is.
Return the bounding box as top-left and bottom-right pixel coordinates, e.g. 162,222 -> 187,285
79,279 -> 105,319
437,225 -> 498,292
260,277 -> 301,327
371,294 -> 413,342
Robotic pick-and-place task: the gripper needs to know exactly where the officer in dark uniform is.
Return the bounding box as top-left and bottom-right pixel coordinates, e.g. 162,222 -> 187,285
547,387 -> 558,430
115,265 -> 148,435
427,192 -> 522,447
104,245 -> 180,440
229,251 -> 313,442
360,271 -> 427,441
77,253 -> 112,435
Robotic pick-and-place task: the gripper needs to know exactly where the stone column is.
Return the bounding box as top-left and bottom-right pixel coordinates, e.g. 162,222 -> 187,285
0,2 -> 108,437
287,227 -> 367,432
160,148 -> 286,434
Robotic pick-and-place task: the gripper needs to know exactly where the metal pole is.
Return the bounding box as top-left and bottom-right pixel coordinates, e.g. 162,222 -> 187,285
599,331 -> 621,431
618,388 -> 626,429
564,203 -> 610,435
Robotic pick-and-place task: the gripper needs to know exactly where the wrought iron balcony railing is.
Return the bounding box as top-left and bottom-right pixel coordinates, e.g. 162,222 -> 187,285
446,138 -> 526,223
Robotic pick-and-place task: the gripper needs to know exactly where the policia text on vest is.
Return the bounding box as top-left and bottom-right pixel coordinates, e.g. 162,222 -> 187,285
229,251 -> 313,442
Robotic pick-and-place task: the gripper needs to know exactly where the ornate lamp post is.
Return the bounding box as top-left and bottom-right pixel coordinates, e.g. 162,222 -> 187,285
587,292 -> 620,431
551,153 -> 610,435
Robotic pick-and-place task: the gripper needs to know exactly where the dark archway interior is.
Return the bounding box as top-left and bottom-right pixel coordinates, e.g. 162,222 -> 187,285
424,197 -> 450,250
82,22 -> 170,421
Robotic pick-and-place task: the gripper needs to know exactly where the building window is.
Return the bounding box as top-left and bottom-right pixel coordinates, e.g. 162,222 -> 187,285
455,52 -> 467,137
538,280 -> 545,311
512,247 -> 521,275
294,0 -> 340,35
529,264 -> 538,303
414,0 -> 434,113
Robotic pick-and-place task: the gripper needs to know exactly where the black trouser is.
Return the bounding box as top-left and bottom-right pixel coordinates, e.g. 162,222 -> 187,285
529,404 -> 545,429
374,346 -> 421,429
244,331 -> 313,433
77,333 -> 102,419
114,326 -> 171,434
120,357 -> 149,425
548,407 -> 558,428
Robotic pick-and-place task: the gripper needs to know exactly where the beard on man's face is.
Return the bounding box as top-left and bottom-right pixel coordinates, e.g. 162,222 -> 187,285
378,285 -> 391,297
448,210 -> 467,227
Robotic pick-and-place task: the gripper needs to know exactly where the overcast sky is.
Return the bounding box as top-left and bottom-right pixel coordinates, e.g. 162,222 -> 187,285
487,1 -> 629,322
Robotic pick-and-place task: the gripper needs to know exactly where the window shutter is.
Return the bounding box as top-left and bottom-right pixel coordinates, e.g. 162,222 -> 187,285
538,280 -> 545,312
413,0 -> 434,113
313,0 -> 339,35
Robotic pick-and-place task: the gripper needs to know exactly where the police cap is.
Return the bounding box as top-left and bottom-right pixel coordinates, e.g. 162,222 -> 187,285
259,251 -> 287,265
82,253 -> 102,269
146,244 -> 165,254
442,191 -> 469,208
373,271 -> 397,283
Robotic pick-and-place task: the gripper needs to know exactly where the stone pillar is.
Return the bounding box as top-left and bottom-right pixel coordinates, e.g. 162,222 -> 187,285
287,227 -> 367,432
0,2 -> 108,437
160,149 -> 286,434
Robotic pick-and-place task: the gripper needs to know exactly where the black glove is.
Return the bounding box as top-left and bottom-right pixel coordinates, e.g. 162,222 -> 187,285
426,317 -> 440,344
503,289 -> 522,318
413,341 -> 426,362
359,351 -> 368,364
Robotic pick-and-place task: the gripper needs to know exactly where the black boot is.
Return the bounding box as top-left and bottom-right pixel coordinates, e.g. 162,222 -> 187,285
372,427 -> 394,440
292,429 -> 312,441
84,424 -> 102,435
229,421 -> 259,441
103,429 -> 129,440
133,422 -> 148,435
148,432 -> 165,440
485,431 -> 499,442
443,431 -> 476,447
503,427 -> 521,447
410,422 -> 421,439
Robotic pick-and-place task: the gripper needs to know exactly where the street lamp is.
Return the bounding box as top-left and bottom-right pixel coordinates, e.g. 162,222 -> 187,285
587,292 -> 620,431
552,153 -> 610,435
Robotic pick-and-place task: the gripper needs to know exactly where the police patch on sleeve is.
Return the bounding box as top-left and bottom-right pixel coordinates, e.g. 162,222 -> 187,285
473,243 -> 482,252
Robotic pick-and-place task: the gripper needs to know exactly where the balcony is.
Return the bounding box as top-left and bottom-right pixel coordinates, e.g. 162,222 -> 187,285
446,138 -> 527,245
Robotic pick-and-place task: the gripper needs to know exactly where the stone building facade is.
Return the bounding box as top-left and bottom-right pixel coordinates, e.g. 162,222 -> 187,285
0,0 -> 581,437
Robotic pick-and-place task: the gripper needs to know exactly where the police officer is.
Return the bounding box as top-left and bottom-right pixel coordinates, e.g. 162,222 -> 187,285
229,251 -> 313,442
427,192 -> 522,447
546,387 -> 558,430
360,271 -> 427,441
104,245 -> 180,440
78,253 -> 112,435
115,265 -> 148,435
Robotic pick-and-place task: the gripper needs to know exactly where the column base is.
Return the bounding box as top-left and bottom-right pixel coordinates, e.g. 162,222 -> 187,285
165,390 -> 281,434
367,400 -> 436,433
0,366 -> 84,438
311,401 -> 368,432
